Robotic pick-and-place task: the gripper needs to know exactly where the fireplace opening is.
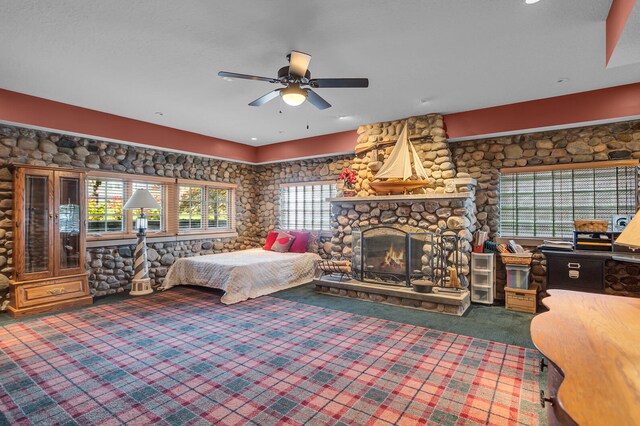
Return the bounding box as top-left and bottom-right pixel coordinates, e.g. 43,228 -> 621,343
352,226 -> 432,287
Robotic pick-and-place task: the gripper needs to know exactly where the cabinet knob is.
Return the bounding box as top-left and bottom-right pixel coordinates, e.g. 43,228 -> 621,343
540,390 -> 555,408
539,358 -> 548,372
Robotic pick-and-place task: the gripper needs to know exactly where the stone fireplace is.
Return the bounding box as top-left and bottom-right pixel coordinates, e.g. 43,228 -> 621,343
315,113 -> 479,315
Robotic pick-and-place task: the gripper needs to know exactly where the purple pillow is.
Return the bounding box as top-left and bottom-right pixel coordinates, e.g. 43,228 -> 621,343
288,231 -> 311,253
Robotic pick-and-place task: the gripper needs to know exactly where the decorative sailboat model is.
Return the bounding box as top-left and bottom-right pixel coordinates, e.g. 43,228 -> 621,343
369,123 -> 430,195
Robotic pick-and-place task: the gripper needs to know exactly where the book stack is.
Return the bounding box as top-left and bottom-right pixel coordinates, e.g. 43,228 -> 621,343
473,231 -> 489,253
497,240 -> 526,254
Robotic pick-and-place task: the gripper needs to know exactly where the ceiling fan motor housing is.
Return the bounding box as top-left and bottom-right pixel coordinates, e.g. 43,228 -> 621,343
278,66 -> 311,82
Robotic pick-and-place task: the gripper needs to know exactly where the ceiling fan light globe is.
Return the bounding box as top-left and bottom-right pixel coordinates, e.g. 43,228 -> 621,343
280,85 -> 308,106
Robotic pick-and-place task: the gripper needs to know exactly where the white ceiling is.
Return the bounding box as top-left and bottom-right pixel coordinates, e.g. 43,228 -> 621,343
1,0 -> 639,147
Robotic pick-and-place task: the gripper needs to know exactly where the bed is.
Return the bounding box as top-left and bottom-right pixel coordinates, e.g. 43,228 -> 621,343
159,248 -> 321,304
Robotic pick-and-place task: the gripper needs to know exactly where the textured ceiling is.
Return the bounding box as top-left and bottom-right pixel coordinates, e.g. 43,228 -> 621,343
1,0 -> 639,146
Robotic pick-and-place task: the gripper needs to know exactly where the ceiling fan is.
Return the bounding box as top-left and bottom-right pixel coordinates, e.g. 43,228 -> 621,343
218,51 -> 369,110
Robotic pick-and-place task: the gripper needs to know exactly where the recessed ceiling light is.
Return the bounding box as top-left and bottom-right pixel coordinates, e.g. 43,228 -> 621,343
222,76 -> 234,82
155,112 -> 164,116
250,137 -> 258,141
557,77 -> 570,83
337,115 -> 349,120
525,0 -> 540,4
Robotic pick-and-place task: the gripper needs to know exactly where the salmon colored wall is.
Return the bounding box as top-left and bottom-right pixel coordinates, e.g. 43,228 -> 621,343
0,89 -> 258,163
606,0 -> 636,65
2,84 -> 640,164
443,83 -> 640,140
254,130 -> 357,164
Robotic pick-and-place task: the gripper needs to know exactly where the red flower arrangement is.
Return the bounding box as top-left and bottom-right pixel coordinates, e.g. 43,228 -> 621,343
338,168 -> 357,190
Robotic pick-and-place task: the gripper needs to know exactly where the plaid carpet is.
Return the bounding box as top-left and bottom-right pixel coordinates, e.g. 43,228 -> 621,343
0,288 -> 542,425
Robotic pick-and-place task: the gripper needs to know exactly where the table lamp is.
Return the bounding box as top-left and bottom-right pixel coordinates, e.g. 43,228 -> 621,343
615,211 -> 640,251
124,188 -> 160,295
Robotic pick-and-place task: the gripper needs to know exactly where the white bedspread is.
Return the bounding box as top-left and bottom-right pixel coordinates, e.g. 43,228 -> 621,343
160,248 -> 321,304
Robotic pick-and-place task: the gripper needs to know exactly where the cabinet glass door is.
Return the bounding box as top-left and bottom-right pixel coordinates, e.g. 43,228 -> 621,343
24,175 -> 50,275
57,174 -> 83,274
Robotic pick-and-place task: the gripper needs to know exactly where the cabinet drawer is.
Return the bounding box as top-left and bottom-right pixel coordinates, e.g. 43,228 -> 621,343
16,276 -> 88,308
547,255 -> 604,293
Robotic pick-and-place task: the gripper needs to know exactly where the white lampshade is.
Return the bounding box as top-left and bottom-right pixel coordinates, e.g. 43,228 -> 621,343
124,189 -> 160,210
615,210 -> 640,250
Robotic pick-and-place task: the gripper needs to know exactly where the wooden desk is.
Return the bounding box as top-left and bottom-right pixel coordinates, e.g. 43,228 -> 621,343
531,290 -> 640,425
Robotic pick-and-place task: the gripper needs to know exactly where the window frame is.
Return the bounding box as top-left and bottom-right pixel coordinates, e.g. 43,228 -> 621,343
86,176 -> 127,236
279,180 -> 336,231
499,160 -> 639,239
176,180 -> 236,235
86,172 -> 236,242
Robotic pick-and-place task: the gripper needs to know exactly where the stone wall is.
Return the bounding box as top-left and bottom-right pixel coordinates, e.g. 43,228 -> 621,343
253,155 -> 353,257
353,114 -> 456,195
452,119 -> 640,297
0,124 -> 261,309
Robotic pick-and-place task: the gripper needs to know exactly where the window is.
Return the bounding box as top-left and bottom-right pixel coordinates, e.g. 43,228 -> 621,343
280,182 -> 336,230
131,181 -> 163,232
179,186 -> 204,230
87,178 -> 125,233
87,172 -> 236,239
500,163 -> 638,238
208,188 -> 229,229
178,184 -> 231,232
88,177 -> 166,235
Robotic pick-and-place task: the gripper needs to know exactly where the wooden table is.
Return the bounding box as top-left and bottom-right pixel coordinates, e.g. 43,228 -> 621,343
530,290 -> 640,425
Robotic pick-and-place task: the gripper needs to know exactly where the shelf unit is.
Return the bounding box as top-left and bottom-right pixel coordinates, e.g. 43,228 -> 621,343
8,165 -> 92,318
471,253 -> 495,304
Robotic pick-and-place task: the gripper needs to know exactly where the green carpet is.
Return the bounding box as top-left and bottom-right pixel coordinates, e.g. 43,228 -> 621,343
270,283 -> 538,349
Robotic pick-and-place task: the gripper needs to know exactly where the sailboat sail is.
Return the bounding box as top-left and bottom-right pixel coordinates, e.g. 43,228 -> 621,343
410,141 -> 429,180
375,125 -> 412,180
375,123 -> 427,181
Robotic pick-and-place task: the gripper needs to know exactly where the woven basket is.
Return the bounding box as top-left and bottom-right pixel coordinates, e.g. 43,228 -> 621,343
574,219 -> 608,232
501,253 -> 533,266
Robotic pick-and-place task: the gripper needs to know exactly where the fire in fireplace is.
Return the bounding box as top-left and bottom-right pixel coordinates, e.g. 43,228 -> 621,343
382,242 -> 405,271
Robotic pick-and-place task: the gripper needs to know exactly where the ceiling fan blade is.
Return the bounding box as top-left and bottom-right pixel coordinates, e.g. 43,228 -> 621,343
249,89 -> 282,106
306,89 -> 331,110
218,71 -> 277,83
309,78 -> 369,88
289,51 -> 312,77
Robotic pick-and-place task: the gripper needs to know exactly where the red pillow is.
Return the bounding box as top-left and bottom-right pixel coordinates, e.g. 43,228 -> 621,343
288,231 -> 311,253
263,231 -> 278,250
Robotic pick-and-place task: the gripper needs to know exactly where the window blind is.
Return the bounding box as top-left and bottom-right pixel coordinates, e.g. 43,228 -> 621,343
131,181 -> 163,232
500,166 -> 638,238
280,183 -> 336,230
87,178 -> 126,233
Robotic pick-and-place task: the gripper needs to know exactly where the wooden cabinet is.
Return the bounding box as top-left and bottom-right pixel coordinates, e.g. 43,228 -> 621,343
543,250 -> 606,293
8,166 -> 92,318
